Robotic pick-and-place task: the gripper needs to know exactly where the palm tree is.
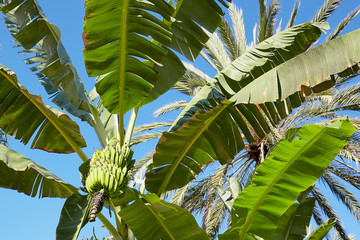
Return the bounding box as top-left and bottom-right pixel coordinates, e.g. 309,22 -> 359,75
136,0 -> 360,238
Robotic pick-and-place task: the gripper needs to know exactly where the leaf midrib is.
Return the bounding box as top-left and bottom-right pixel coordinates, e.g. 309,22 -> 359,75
239,127 -> 326,239
119,0 -> 129,145
144,200 -> 175,240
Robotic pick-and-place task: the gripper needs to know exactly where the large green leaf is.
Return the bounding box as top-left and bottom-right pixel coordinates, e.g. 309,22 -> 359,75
274,197 -> 315,240
141,0 -> 232,105
83,0 -> 230,114
305,218 -> 337,240
145,100 -> 246,195
0,0 -> 93,122
120,193 -> 208,240
0,145 -> 77,198
83,0 -> 173,114
56,194 -> 91,240
219,119 -> 355,240
168,0 -> 231,61
215,22 -> 325,97
230,28 -> 360,105
0,65 -> 86,153
171,86 -> 270,140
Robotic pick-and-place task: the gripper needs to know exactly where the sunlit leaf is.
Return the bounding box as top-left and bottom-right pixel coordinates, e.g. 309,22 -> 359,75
0,65 -> 86,153
0,145 -> 77,198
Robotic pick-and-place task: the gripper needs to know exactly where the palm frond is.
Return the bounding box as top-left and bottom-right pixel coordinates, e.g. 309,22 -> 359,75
283,83 -> 360,129
131,151 -> 154,188
312,187 -> 349,240
257,0 -> 268,43
153,100 -> 188,118
327,6 -> 360,41
229,2 -> 247,56
276,19 -> 282,34
201,166 -> 229,234
286,1 -> 300,28
312,0 -> 342,23
202,32 -> 231,70
258,0 -> 280,42
252,23 -> 258,47
130,132 -> 163,147
181,164 -> 229,216
338,142 -> 360,164
312,206 -> 325,227
331,231 -> 357,240
265,0 -> 280,39
200,51 -> 221,73
259,0 -> 267,22
171,182 -> 192,206
0,129 -> 7,146
133,122 -> 172,134
218,18 -> 239,61
133,151 -> 154,175
172,62 -> 212,96
321,171 -> 360,220
327,164 -> 360,191
183,62 -> 213,84
204,198 -> 228,239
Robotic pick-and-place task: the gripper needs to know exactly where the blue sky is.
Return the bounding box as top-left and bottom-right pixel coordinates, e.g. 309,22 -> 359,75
0,0 -> 360,239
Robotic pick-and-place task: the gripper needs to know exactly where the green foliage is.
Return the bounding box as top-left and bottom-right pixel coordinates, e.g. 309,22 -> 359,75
220,119 -> 355,239
56,194 -> 91,240
0,144 -> 77,198
0,65 -> 87,153
0,0 -> 360,239
120,193 -> 208,240
305,218 -> 337,240
0,0 -> 93,121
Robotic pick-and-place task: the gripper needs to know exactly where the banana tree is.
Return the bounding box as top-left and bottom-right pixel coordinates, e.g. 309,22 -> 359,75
0,0 -> 232,239
1,1 -> 360,240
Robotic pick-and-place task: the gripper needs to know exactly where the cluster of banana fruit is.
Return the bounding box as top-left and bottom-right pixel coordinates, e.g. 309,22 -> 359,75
86,139 -> 135,199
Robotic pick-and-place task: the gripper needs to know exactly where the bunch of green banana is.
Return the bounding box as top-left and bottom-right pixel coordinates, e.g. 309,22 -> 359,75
86,139 -> 135,221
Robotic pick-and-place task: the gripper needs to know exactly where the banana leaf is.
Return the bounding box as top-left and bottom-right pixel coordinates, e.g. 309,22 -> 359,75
120,193 -> 208,240
274,197 -> 315,240
305,218 -> 337,240
215,22 -> 328,123
56,194 -> 91,240
0,0 -> 93,122
83,0 -> 230,114
229,28 -> 360,106
0,145 -> 77,198
219,119 -> 355,240
0,65 -> 86,153
145,100 -> 246,195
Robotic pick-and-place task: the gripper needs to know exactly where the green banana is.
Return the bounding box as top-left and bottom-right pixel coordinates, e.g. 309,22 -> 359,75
85,138 -> 135,221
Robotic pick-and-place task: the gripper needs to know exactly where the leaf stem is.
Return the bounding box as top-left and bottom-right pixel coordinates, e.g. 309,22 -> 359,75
97,213 -> 122,240
109,199 -> 128,240
124,106 -> 139,146
89,105 -> 108,148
